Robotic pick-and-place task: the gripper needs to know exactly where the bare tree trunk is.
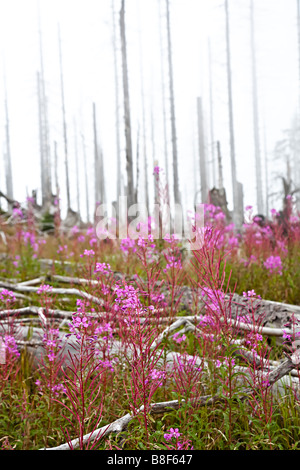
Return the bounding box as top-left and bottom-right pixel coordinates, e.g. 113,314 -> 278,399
112,0 -> 122,205
120,0 -> 135,209
217,140 -> 224,190
197,97 -> 208,204
135,123 -> 140,204
38,6 -> 51,208
158,0 -> 170,205
81,133 -> 90,223
296,0 -> 300,208
250,0 -> 263,214
262,110 -> 269,218
208,39 -> 216,188
225,0 -> 238,223
73,119 -> 80,216
99,145 -> 106,206
137,3 -> 149,213
37,71 -> 46,206
58,24 -> 71,211
3,69 -> 13,211
93,102 -> 100,206
54,140 -> 59,197
151,104 -> 159,206
166,0 -> 180,207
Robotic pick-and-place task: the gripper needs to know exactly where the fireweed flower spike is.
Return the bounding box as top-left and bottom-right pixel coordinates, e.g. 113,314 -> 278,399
37,284 -> 53,295
164,428 -> 182,441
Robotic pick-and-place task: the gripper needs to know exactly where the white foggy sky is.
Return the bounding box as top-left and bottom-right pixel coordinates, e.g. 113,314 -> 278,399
0,0 -> 298,219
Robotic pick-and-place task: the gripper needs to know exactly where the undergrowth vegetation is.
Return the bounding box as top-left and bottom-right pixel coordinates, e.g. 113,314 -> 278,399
0,196 -> 300,450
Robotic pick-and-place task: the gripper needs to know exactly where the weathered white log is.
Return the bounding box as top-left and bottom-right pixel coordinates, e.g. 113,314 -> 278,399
0,281 -> 104,305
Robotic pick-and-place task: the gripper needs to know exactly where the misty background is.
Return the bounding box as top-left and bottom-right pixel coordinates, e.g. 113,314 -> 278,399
0,0 -> 299,224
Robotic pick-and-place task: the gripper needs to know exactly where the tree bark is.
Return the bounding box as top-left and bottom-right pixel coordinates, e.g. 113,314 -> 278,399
197,97 -> 208,203
250,0 -> 263,214
58,24 -> 71,211
120,0 -> 135,210
225,0 -> 238,223
166,0 -> 180,207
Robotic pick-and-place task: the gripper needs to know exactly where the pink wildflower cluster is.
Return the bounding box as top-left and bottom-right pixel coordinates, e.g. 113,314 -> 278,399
80,249 -> 95,258
243,289 -> 261,299
95,262 -> 112,275
164,427 -> 181,441
42,328 -> 61,362
68,299 -> 92,340
145,368 -> 166,387
263,255 -> 283,276
114,283 -> 142,313
120,237 -> 136,256
37,284 -> 53,295
0,289 -> 16,303
173,332 -> 186,344
2,335 -> 20,358
163,428 -> 194,450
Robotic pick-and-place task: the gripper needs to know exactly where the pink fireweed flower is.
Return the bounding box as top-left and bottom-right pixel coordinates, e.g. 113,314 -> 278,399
120,237 -> 137,255
96,358 -> 115,372
37,284 -> 53,295
95,262 -> 112,275
80,249 -> 95,258
228,236 -> 239,247
173,332 -> 187,344
283,330 -> 292,341
51,383 -> 67,396
95,323 -> 113,340
12,207 -> 23,219
89,237 -> 97,246
153,165 -> 161,175
243,289 -> 257,299
2,335 -> 20,358
164,428 -> 182,441
270,208 -> 280,218
73,316 -> 89,328
57,244 -> 68,254
263,255 -> 283,276
0,289 -> 16,303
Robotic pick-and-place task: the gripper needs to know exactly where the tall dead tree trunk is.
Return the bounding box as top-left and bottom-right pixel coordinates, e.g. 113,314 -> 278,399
81,133 -> 90,223
38,6 -> 51,208
3,69 -> 13,212
296,0 -> 300,207
208,39 -> 216,189
135,123 -> 140,204
262,111 -> 269,218
37,71 -> 46,206
250,0 -> 263,214
112,0 -> 122,206
217,141 -> 224,190
158,0 -> 170,206
225,0 -> 238,223
93,102 -> 100,206
166,0 -> 181,207
120,0 -> 135,209
197,97 -> 208,203
93,103 -> 106,209
99,145 -> 106,206
137,2 -> 149,213
54,140 -> 59,197
74,119 -> 80,217
58,24 -> 71,212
